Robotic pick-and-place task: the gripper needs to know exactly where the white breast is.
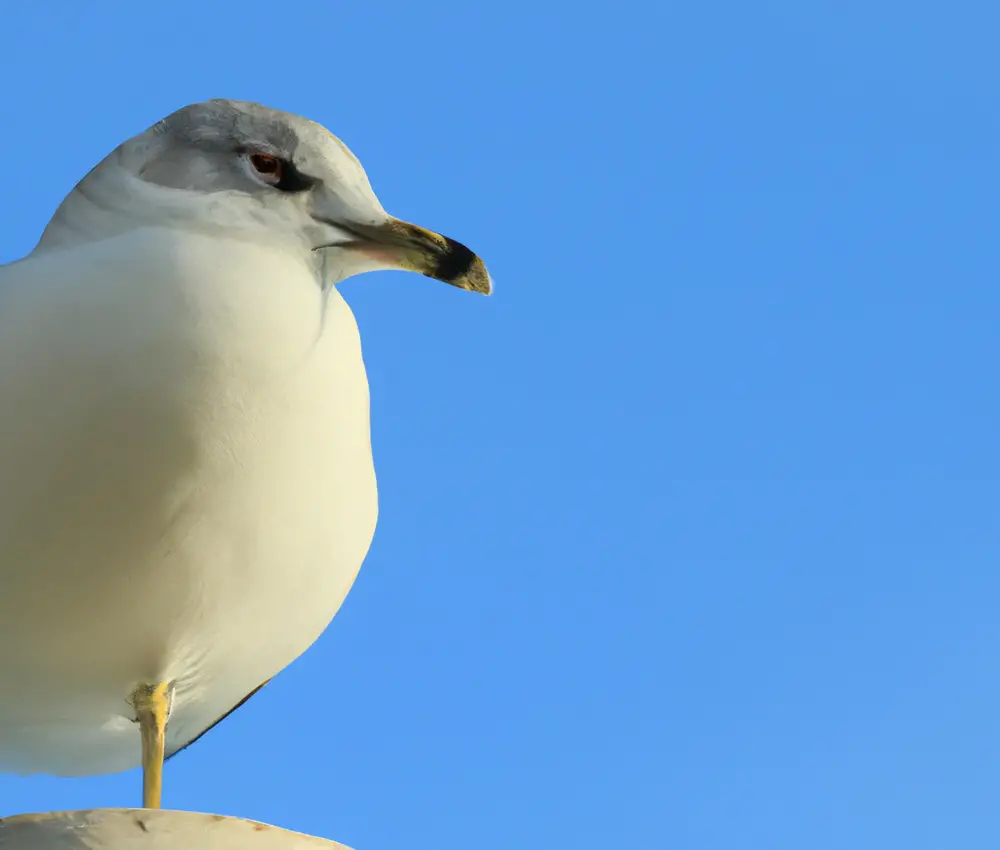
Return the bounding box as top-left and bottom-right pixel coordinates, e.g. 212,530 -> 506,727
0,228 -> 378,776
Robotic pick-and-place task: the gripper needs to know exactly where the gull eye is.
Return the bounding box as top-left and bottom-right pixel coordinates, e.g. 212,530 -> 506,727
241,151 -> 315,193
248,153 -> 284,185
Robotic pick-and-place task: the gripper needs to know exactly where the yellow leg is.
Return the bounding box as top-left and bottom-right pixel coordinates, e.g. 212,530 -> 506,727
131,682 -> 173,809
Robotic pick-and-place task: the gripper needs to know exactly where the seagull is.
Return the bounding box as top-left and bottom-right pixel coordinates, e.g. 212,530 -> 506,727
0,99 -> 490,808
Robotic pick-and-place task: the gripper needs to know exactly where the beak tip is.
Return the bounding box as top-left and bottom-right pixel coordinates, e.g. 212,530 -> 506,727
462,263 -> 493,296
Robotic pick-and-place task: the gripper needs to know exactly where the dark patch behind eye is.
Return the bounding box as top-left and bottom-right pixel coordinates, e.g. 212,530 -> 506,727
273,160 -> 317,193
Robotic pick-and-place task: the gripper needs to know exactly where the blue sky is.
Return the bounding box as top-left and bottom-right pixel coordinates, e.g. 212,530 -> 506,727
2,1 -> 1000,848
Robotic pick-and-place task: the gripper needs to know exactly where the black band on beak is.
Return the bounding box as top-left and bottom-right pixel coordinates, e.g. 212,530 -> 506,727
430,237 -> 478,284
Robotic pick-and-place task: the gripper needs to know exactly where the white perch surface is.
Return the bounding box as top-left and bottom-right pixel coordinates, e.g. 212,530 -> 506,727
0,809 -> 352,850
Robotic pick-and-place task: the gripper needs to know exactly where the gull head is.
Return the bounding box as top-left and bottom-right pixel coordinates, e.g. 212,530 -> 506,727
36,99 -> 491,295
